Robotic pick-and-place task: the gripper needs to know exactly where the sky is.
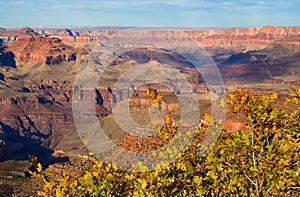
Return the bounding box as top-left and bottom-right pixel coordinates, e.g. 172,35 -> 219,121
0,0 -> 299,28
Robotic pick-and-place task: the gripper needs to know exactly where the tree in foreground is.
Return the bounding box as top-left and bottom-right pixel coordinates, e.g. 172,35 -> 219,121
204,87 -> 300,196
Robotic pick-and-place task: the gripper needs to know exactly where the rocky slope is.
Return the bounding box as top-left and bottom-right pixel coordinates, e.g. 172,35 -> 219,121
0,81 -> 78,162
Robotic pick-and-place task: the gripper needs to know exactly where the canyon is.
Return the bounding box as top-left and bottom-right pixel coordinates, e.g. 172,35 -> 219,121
0,25 -> 299,166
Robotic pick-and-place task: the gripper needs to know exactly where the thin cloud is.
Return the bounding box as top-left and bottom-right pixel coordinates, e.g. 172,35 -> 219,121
2,0 -> 299,11
0,0 -> 299,27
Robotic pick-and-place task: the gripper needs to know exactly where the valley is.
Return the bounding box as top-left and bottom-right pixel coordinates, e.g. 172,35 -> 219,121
0,25 -> 299,195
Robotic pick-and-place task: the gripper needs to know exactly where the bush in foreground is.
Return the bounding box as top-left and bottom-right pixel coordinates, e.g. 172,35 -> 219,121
31,87 -> 300,196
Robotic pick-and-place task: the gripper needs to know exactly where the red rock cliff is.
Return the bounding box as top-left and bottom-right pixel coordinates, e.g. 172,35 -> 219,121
8,37 -> 82,64
184,26 -> 300,49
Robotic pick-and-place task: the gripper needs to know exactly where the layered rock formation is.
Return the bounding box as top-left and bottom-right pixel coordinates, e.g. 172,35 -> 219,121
0,82 -> 76,161
5,26 -> 300,50
184,26 -> 300,50
9,37 -> 82,64
0,26 -> 41,43
0,81 -> 85,161
36,28 -> 121,41
0,73 -> 119,162
35,28 -> 95,43
34,26 -> 300,50
75,34 -> 94,43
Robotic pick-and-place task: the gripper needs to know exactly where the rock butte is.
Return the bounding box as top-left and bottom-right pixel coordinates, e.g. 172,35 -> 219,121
8,37 -> 86,64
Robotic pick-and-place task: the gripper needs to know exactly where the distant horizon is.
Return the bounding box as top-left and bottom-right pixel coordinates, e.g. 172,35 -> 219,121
1,0 -> 299,28
3,24 -> 300,31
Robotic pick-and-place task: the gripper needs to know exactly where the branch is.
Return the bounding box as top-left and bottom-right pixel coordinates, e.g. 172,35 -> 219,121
243,172 -> 257,188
